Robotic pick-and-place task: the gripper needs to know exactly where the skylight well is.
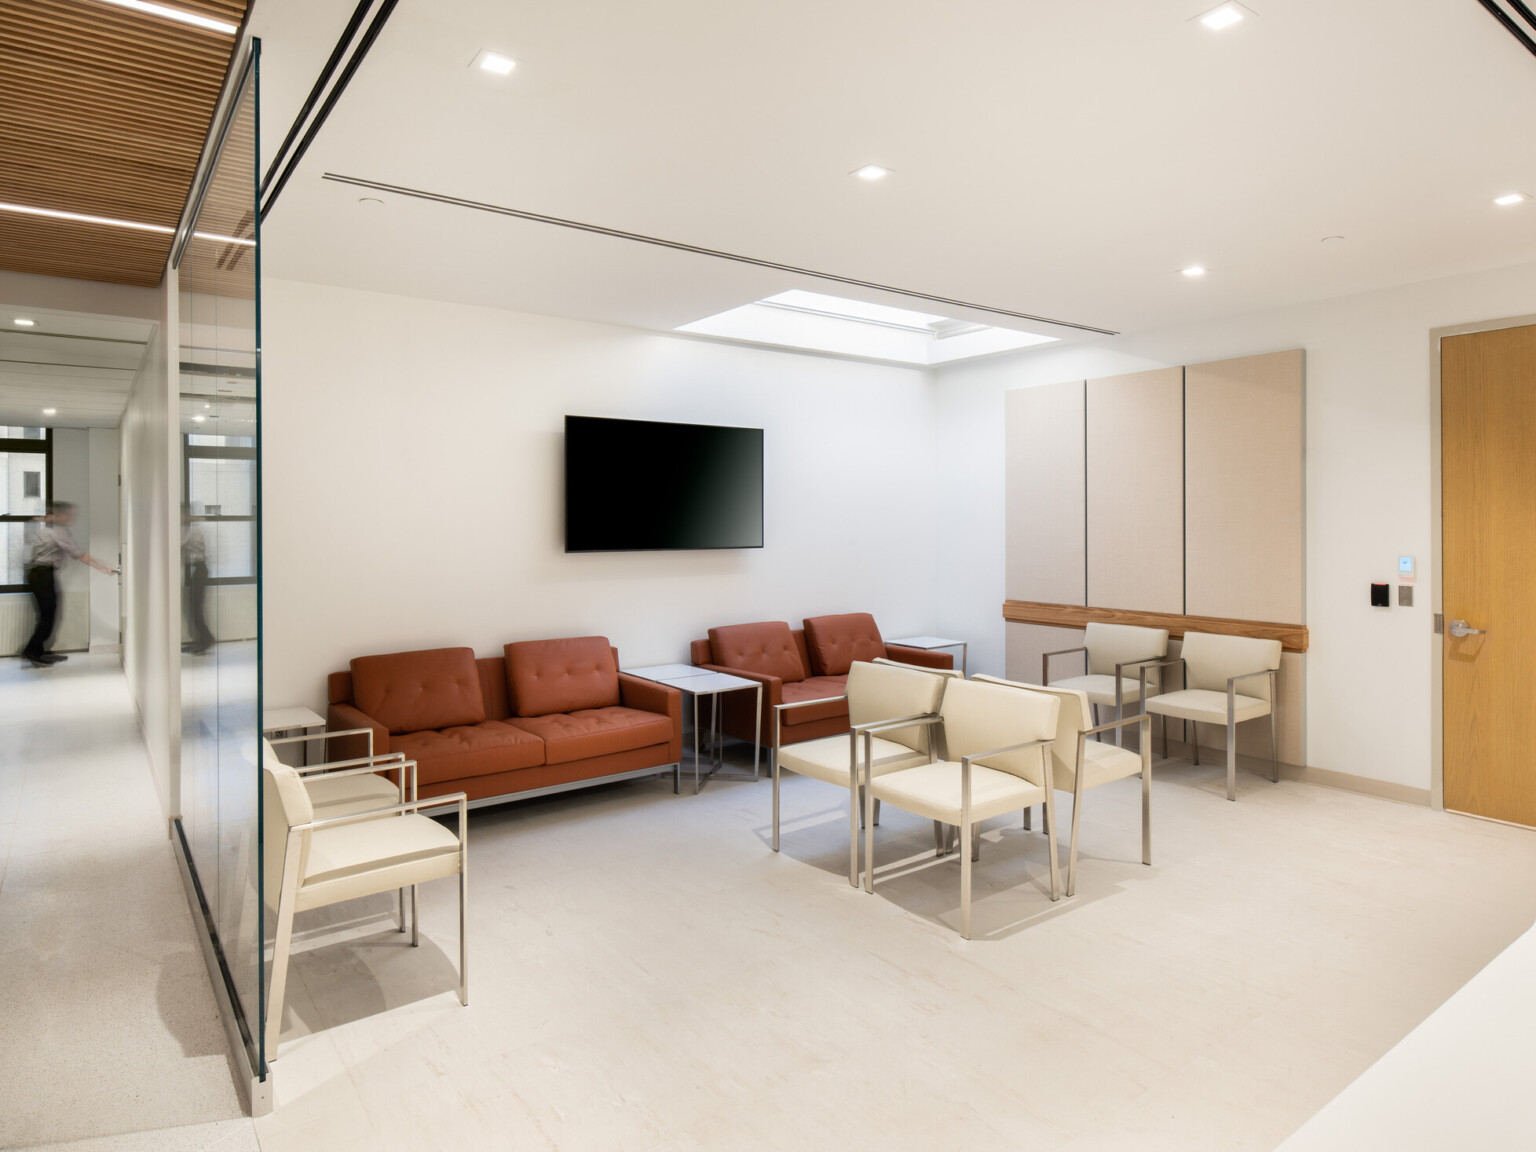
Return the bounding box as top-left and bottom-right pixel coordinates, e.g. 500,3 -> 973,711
676,290 -> 1057,365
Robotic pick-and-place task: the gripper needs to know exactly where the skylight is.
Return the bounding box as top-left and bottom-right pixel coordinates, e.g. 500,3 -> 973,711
675,290 -> 1057,365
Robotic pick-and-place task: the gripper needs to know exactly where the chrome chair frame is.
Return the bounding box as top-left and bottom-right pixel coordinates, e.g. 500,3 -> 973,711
1066,713 -> 1152,897
862,724 -> 1059,940
1043,647 -> 1167,746
1140,659 -> 1279,800
266,785 -> 468,1061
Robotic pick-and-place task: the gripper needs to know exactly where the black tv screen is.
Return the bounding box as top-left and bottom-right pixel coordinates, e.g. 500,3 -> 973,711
565,415 -> 764,552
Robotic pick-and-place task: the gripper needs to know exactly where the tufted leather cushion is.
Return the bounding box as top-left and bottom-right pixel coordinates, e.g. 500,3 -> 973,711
505,636 -> 621,718
508,706 -> 673,765
351,648 -> 486,736
708,621 -> 806,683
393,720 -> 545,783
803,613 -> 886,676
780,676 -> 849,725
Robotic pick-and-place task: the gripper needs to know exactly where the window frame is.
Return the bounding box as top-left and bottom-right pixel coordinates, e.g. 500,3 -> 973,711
0,429 -> 54,595
182,435 -> 256,586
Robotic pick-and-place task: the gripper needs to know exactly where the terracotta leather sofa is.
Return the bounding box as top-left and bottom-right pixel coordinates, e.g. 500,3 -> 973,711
326,637 -> 682,805
688,613 -> 953,748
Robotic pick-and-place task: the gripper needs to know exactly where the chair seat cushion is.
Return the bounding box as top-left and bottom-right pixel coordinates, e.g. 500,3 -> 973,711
1049,673 -> 1151,707
781,676 -> 848,726
1057,741 -> 1144,792
394,721 -> 545,783
1143,688 -> 1271,725
778,733 -> 927,786
508,706 -> 672,765
871,761 -> 1047,824
304,772 -> 401,818
298,814 -> 461,910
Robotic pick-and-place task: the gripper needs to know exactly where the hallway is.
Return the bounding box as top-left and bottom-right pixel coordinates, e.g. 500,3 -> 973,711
0,653 -> 256,1150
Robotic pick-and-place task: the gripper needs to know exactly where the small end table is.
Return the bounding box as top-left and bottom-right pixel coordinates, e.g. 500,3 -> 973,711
887,635 -> 968,678
624,664 -> 762,793
263,706 -> 326,765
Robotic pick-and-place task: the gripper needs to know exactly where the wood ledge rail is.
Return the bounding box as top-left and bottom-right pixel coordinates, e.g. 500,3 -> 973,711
1002,600 -> 1309,653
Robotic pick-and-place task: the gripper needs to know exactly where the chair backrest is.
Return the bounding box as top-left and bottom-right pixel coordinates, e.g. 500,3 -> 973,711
972,675 -> 1090,780
803,612 -> 885,676
845,660 -> 946,754
1085,622 -> 1170,679
504,636 -> 621,717
1181,631 -> 1282,700
262,739 -> 313,911
939,678 -> 1059,786
708,621 -> 807,683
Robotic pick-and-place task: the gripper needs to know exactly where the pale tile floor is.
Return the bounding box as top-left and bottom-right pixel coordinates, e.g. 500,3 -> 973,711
0,654 -> 253,1151
7,658 -> 1536,1150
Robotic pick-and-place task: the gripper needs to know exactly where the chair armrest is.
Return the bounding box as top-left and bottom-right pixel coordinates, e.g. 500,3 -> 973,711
1043,646 -> 1089,684
856,713 -> 942,734
294,752 -> 404,774
618,673 -> 683,759
1227,669 -> 1278,690
328,703 -> 387,759
296,790 -> 467,833
1082,714 -> 1152,739
1139,658 -> 1187,699
1113,657 -> 1168,678
773,695 -> 847,714
268,727 -> 374,749
961,736 -> 1056,764
883,645 -> 952,670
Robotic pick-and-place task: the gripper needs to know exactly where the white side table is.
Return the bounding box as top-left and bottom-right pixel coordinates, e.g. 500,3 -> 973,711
263,706 -> 326,765
888,635 -> 968,677
624,664 -> 762,793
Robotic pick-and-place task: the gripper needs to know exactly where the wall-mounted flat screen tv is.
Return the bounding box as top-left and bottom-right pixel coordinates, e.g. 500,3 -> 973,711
565,415 -> 764,552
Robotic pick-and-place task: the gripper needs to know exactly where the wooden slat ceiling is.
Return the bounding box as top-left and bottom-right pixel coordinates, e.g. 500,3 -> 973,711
0,0 -> 249,287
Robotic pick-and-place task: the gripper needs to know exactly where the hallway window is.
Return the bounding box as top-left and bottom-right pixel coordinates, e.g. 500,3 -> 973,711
183,433 -> 255,583
0,428 -> 51,592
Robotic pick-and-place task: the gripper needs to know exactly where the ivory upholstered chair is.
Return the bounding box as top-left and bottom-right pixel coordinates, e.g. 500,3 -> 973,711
262,741 -> 468,1060
863,678 -> 1061,939
773,660 -> 947,886
1043,622 -> 1169,744
1141,631 -> 1282,801
975,676 -> 1151,897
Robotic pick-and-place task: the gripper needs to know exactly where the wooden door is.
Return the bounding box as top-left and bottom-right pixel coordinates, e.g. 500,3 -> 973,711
1442,324 -> 1536,825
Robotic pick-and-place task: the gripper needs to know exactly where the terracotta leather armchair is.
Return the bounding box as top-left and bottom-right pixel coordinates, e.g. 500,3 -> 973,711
327,638 -> 682,806
689,613 -> 953,748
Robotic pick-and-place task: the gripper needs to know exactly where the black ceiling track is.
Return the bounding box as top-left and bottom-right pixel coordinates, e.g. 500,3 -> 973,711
260,0 -> 399,223
321,172 -> 1121,336
1475,0 -> 1536,58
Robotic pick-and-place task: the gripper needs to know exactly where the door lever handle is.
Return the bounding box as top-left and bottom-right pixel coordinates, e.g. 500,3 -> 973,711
1448,619 -> 1486,637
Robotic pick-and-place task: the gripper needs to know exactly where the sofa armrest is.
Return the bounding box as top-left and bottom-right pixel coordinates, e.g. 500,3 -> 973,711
327,702 -> 389,761
699,664 -> 783,707
619,673 -> 683,760
884,645 -> 954,670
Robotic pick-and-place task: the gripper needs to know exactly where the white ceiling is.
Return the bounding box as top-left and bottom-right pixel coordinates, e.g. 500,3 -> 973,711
0,305 -> 151,429
250,0 -> 1536,350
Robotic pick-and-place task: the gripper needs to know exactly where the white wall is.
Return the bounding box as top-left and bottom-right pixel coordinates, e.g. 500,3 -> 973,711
263,277 -> 941,711
121,270 -> 180,819
933,258 -> 1536,792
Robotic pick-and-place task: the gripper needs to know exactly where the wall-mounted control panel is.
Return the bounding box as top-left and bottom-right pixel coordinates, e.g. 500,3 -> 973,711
1398,555 -> 1415,585
1371,582 -> 1390,607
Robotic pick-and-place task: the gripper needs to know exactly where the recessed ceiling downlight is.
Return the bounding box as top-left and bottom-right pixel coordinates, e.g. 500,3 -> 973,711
1198,3 -> 1246,30
1181,265 -> 1207,277
1494,192 -> 1528,207
474,50 -> 516,75
13,318 -> 35,327
851,165 -> 892,181
42,408 -> 56,416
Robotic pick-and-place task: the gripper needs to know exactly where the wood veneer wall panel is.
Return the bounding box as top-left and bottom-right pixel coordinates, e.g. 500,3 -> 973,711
1184,350 -> 1305,623
1005,381 -> 1086,605
1086,366 -> 1184,613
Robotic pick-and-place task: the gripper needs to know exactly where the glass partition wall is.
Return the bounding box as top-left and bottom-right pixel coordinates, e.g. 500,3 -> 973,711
177,45 -> 265,1077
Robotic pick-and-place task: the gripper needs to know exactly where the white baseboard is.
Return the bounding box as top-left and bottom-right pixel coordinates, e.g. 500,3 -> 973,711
1159,738 -> 1430,806
89,642 -> 121,654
